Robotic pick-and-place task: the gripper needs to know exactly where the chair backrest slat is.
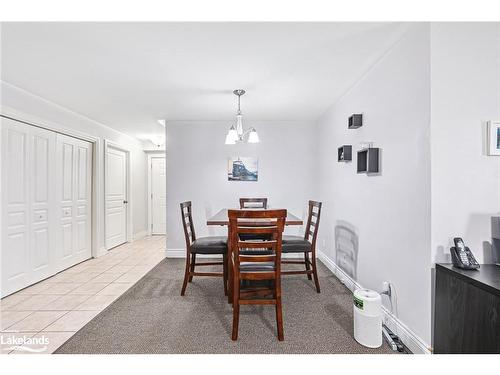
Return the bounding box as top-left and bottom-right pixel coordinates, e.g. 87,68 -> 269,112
239,198 -> 268,209
239,254 -> 276,263
237,226 -> 277,234
180,201 -> 196,247
304,201 -> 322,245
237,241 -> 277,249
229,209 -> 286,268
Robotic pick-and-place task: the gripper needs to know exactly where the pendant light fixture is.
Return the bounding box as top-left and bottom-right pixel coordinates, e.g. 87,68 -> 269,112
225,89 -> 260,144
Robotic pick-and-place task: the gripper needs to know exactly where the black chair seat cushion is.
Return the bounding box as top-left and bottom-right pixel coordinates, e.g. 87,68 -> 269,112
282,235 -> 312,253
191,236 -> 227,254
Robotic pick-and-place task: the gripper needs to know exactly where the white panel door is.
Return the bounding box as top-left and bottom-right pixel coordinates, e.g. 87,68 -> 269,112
29,126 -> 57,281
1,118 -> 92,297
74,142 -> 92,262
55,134 -> 92,271
105,145 -> 128,249
1,118 -> 31,295
1,118 -> 57,297
151,156 -> 166,234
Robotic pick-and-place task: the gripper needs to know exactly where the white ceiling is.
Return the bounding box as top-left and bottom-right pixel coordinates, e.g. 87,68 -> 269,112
1,22 -> 408,139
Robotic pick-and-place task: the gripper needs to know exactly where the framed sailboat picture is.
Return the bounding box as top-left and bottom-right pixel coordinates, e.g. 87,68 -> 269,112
488,121 -> 500,156
227,157 -> 258,181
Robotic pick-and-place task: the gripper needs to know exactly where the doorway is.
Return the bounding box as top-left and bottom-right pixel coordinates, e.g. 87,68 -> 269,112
104,140 -> 131,250
148,154 -> 166,235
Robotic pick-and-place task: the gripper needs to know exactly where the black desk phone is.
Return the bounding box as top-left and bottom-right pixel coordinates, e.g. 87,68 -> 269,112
450,237 -> 480,270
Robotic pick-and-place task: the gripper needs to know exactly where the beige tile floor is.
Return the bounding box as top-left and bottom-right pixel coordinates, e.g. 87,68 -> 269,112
0,235 -> 165,354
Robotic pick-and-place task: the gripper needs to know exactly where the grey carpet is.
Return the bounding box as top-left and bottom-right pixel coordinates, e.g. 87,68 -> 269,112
55,259 -> 394,354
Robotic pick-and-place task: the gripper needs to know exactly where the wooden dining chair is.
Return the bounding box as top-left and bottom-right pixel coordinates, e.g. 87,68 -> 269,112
282,200 -> 322,293
239,197 -> 268,209
180,201 -> 228,296
228,209 -> 287,341
238,198 -> 270,241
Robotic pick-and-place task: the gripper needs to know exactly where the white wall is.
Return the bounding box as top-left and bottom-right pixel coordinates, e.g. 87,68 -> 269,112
165,120 -> 316,253
430,23 -> 500,265
315,24 -> 432,346
0,81 -> 149,252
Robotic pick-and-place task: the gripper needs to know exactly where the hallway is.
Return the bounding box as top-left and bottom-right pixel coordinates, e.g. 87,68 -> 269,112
1,236 -> 165,354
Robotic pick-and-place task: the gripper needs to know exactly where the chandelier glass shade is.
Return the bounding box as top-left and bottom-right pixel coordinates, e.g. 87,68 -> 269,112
225,89 -> 260,144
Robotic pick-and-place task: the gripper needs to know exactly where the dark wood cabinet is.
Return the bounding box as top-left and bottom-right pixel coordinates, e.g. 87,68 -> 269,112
434,264 -> 500,353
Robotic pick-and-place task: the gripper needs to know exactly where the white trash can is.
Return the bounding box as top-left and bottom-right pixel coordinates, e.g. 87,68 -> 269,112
353,288 -> 382,348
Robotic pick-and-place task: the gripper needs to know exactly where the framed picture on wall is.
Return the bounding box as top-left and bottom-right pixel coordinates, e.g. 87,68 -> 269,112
227,157 -> 258,181
488,121 -> 500,156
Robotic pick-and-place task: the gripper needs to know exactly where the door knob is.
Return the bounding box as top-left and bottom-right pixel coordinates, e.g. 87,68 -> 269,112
123,200 -> 128,204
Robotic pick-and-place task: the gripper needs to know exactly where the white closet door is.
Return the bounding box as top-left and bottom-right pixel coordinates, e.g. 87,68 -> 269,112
30,126 -> 57,281
1,119 -> 31,295
55,134 -> 92,271
1,118 -> 56,296
105,146 -> 128,249
151,157 -> 166,234
74,140 -> 92,263
1,119 -> 92,297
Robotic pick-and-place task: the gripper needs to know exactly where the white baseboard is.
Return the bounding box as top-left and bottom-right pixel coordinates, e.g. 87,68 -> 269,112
317,250 -> 431,354
133,230 -> 148,241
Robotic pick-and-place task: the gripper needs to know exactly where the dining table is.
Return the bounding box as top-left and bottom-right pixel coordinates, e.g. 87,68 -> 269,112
206,208 -> 304,303
206,208 -> 303,226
